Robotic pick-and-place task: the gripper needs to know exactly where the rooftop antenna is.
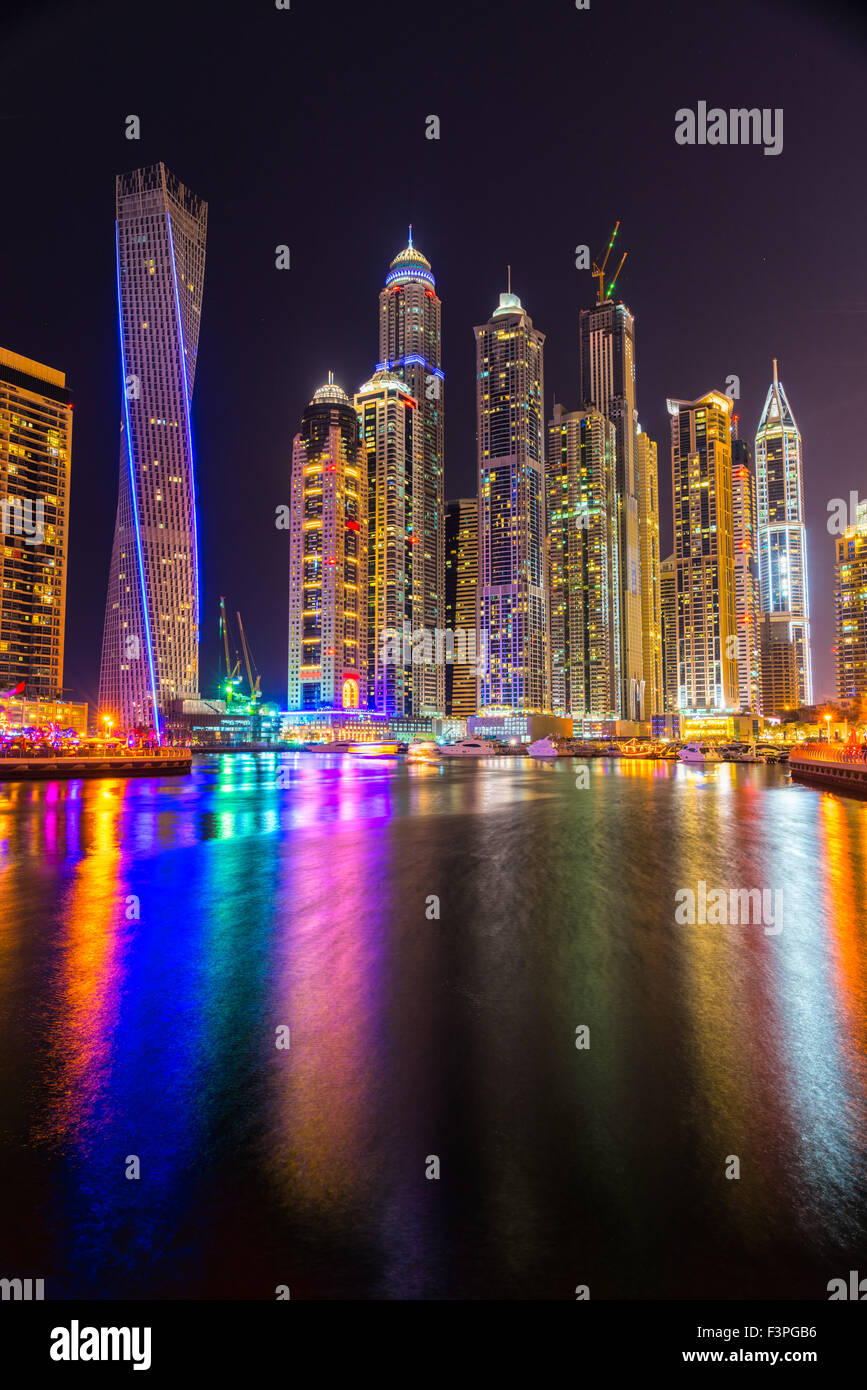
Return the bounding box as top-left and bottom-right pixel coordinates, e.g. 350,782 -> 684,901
593,221 -> 628,305
773,357 -> 779,385
408,223 -> 413,248
507,264 -> 511,293
328,369 -> 334,386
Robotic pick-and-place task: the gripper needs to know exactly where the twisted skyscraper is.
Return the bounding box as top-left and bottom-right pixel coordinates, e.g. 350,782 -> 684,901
99,163 -> 207,732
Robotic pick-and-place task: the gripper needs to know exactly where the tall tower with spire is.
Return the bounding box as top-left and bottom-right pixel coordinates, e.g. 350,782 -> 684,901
287,375 -> 367,711
378,230 -> 444,716
754,359 -> 812,705
475,281 -> 548,711
578,278 -> 643,719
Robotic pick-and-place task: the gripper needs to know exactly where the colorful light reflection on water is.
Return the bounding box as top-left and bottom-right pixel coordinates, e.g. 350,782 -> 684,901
0,753 -> 866,1299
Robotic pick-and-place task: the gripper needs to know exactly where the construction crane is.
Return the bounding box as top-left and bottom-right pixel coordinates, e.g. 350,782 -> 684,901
218,598 -> 262,710
236,610 -> 261,706
219,596 -> 243,706
592,221 -> 628,305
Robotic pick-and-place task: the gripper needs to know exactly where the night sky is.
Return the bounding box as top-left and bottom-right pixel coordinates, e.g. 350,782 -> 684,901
3,0 -> 866,708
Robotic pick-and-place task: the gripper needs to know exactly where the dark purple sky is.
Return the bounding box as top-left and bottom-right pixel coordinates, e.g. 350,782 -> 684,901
2,0 -> 866,707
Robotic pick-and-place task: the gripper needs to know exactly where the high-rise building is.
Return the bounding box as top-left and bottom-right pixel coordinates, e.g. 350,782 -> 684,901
731,434 -> 761,715
287,377 -> 367,711
754,359 -> 812,704
100,163 -> 207,733
0,348 -> 72,698
476,282 -> 547,712
378,232 -> 444,716
835,499 -> 867,705
669,391 -> 739,712
637,426 -> 662,717
759,613 -> 799,717
579,294 -> 643,717
660,552 -> 678,714
547,403 -> 620,719
355,370 -> 422,717
445,497 -> 478,717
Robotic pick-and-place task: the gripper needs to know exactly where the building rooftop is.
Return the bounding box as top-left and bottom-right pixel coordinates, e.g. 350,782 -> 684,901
311,372 -> 350,406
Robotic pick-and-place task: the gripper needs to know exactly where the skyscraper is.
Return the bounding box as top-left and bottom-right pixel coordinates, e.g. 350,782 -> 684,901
445,497 -> 478,718
378,232 -> 444,716
669,391 -> 739,712
835,498 -> 867,704
759,613 -> 799,718
0,348 -> 72,698
547,403 -> 620,719
660,553 -> 678,714
287,377 -> 367,711
731,434 -> 761,715
355,370 -> 421,717
579,294 -> 643,718
100,163 -> 207,732
637,426 -> 662,717
754,359 -> 812,705
476,282 -> 547,712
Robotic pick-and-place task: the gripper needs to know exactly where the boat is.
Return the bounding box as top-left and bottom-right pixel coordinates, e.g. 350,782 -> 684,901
438,738 -> 500,758
406,741 -> 441,762
721,742 -> 765,763
618,738 -> 654,758
347,742 -> 400,757
755,744 -> 784,764
526,735 -> 585,758
678,742 -> 724,764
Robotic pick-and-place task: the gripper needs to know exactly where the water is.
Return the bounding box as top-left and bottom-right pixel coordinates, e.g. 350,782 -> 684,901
1,753 -> 866,1300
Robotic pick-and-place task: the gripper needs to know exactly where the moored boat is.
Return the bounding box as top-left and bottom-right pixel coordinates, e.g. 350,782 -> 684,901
439,737 -> 500,758
526,735 -> 585,757
678,742 -> 724,764
618,738 -> 654,758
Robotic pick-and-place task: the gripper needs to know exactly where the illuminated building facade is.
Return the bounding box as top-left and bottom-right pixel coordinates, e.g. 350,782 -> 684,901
100,163 -> 206,732
835,499 -> 867,702
445,496 -> 478,717
754,359 -> 812,704
476,284 -> 547,711
546,403 -> 620,718
669,391 -> 739,712
355,370 -> 422,717
731,435 -> 761,714
579,297 -> 643,718
287,377 -> 367,711
660,552 -> 678,713
759,612 -> 799,717
0,348 -> 72,698
378,233 -> 444,715
637,426 -> 661,716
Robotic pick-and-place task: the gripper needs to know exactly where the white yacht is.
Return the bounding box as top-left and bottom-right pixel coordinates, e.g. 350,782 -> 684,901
679,742 -> 724,764
439,737 -> 500,758
527,735 -> 574,758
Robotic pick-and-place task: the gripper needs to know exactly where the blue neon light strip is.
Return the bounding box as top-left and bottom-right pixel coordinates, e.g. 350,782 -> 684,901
377,354 -> 444,379
165,213 -> 201,633
385,267 -> 436,289
115,222 -> 162,741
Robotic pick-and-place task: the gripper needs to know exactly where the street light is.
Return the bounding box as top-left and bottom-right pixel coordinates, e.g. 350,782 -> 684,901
103,715 -> 114,739
825,714 -> 832,743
